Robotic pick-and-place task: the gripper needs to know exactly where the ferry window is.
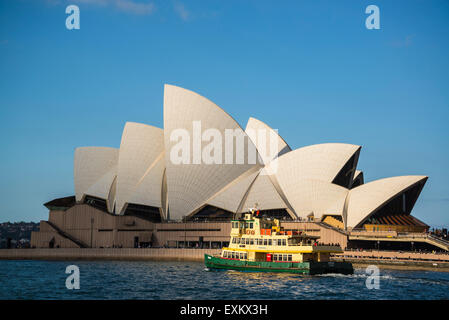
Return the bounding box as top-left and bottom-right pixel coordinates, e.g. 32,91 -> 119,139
249,223 -> 253,229
283,254 -> 287,261
282,239 -> 287,246
278,255 -> 283,261
232,238 -> 236,244
232,252 -> 236,259
288,255 -> 292,261
250,239 -> 254,245
274,254 -> 278,261
244,253 -> 247,259
268,239 -> 272,246
263,239 -> 268,246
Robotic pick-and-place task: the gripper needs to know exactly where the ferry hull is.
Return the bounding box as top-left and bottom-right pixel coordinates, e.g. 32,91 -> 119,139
204,254 -> 353,275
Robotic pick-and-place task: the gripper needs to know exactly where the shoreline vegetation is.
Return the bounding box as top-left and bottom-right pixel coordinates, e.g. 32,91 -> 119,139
1,248 -> 449,272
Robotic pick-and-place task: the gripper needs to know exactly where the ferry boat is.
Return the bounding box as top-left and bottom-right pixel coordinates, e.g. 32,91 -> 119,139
205,208 -> 353,275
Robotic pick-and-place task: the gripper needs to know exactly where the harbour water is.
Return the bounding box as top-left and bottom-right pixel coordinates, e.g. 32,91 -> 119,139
1,260 -> 448,300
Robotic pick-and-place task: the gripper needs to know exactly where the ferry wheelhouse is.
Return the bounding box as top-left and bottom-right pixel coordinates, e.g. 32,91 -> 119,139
205,209 -> 353,275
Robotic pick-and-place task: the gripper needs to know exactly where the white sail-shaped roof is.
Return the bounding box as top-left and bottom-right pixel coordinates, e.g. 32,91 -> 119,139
205,169 -> 260,213
74,147 -> 119,203
126,154 -> 165,213
84,165 -> 117,212
269,143 -> 361,184
163,84 -> 263,220
70,85 -> 428,227
275,178 -> 348,220
115,122 -> 164,215
241,168 -> 287,212
345,175 -> 428,228
245,117 -> 291,164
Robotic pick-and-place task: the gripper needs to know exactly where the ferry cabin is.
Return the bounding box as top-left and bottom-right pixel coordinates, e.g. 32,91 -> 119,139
221,213 -> 343,263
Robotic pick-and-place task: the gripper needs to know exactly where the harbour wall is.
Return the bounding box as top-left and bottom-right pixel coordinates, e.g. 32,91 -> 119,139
0,248 -> 221,262
2,248 -> 449,271
333,250 -> 449,271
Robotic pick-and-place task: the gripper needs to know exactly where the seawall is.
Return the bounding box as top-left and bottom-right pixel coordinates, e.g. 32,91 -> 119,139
1,248 -> 449,272
332,250 -> 449,271
0,248 -> 221,262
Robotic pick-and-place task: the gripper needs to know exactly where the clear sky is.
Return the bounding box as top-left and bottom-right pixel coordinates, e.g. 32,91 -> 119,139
0,0 -> 448,227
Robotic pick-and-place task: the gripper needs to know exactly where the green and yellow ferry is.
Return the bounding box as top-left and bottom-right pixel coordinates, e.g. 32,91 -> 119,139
205,209 -> 353,275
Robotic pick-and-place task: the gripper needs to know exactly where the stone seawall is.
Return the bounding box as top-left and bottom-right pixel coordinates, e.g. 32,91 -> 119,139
1,248 -> 449,272
332,250 -> 449,271
0,248 -> 222,262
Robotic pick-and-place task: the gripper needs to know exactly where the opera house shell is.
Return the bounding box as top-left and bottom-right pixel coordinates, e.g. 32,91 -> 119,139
70,84 -> 428,232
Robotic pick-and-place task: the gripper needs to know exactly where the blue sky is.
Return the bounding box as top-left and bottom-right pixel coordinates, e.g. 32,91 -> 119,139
0,0 -> 448,227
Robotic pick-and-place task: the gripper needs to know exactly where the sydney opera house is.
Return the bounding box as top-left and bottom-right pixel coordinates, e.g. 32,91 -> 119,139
32,85 -> 443,251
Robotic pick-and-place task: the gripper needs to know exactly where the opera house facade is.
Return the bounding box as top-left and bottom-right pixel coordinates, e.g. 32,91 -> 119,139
31,85 -> 433,251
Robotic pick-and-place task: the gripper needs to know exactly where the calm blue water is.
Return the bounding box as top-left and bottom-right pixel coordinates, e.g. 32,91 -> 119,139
0,260 -> 448,299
